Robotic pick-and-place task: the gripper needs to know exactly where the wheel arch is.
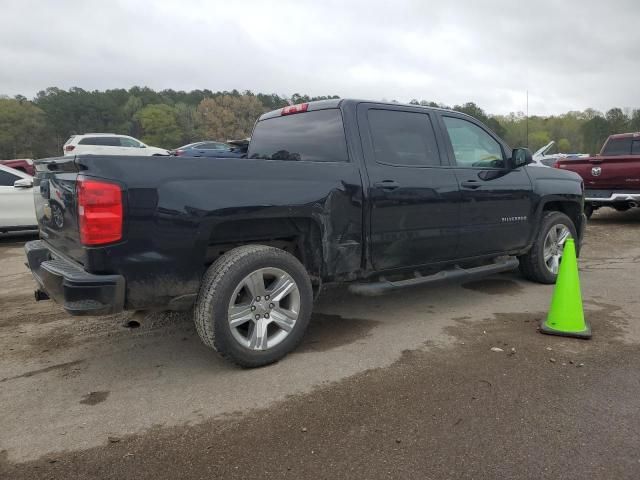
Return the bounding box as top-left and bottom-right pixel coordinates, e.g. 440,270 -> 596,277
539,198 -> 582,229
205,216 -> 325,284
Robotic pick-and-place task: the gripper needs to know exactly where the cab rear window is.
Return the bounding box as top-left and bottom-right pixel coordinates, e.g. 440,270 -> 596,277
248,109 -> 349,162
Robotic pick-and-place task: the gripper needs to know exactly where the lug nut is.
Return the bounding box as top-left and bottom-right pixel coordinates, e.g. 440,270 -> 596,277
264,313 -> 270,318
251,306 -> 256,311
269,303 -> 274,309
265,295 -> 270,300
255,314 -> 260,320
256,296 -> 261,301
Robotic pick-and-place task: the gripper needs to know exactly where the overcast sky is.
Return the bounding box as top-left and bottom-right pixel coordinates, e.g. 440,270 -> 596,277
2,0 -> 639,115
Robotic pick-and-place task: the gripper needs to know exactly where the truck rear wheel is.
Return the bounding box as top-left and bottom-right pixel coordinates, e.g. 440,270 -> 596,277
518,211 -> 577,284
194,245 -> 313,367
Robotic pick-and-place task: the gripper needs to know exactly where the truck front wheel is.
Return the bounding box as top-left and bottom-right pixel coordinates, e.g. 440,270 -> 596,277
518,211 -> 577,285
194,245 -> 313,367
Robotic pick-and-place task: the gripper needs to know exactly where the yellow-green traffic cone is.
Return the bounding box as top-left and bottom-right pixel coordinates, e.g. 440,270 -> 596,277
540,238 -> 592,339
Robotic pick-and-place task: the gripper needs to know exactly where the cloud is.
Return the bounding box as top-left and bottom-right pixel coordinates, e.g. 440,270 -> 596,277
1,0 -> 639,115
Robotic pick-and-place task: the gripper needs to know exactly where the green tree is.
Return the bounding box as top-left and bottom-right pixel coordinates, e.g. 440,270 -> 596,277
121,95 -> 143,137
453,102 -> 488,122
605,108 -> 629,135
0,98 -> 48,158
135,104 -> 181,148
528,131 -> 552,152
557,138 -> 571,152
631,109 -> 640,132
581,116 -> 609,154
196,94 -> 267,140
174,102 -> 197,144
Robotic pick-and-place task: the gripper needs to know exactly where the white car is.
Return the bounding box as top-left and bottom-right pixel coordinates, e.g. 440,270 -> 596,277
531,141 -> 590,167
63,134 -> 169,156
0,165 -> 37,233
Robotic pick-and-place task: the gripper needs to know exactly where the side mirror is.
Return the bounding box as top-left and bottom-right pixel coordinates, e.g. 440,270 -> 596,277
14,178 -> 33,189
140,144 -> 146,148
511,147 -> 533,168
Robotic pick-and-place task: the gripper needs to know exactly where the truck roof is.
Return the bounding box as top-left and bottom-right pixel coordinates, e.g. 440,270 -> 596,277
258,98 -> 457,121
608,132 -> 640,139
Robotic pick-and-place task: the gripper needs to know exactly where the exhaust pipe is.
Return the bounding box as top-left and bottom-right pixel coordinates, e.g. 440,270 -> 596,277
34,289 -> 50,301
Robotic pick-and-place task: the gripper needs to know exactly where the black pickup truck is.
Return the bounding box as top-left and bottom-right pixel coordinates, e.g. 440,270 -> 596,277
25,99 -> 586,367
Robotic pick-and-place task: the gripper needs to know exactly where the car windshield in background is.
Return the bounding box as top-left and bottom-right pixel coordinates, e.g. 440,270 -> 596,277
602,137 -> 632,156
248,109 -> 349,162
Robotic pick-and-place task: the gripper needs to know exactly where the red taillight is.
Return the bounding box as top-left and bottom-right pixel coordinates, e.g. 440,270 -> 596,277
281,103 -> 309,115
175,149 -> 184,156
65,145 -> 75,152
77,177 -> 123,246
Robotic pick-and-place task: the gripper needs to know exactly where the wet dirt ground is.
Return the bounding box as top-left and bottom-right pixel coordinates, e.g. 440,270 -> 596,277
1,209 -> 639,479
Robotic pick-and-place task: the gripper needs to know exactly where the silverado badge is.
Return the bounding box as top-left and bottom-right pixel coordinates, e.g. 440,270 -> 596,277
591,166 -> 602,176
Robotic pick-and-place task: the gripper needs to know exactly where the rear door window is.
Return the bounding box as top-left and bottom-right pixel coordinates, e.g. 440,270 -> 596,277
631,140 -> 640,155
602,138 -> 632,156
79,137 -> 120,146
248,109 -> 349,162
192,143 -> 211,149
197,142 -> 229,150
119,137 -> 141,148
367,109 -> 441,167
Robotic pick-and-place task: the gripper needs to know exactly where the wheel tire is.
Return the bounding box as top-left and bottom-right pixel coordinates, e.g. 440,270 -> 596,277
584,203 -> 594,220
194,245 -> 313,368
518,211 -> 577,285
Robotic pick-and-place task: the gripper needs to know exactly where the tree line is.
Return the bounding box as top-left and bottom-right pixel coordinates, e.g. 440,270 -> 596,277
1,86 -> 639,159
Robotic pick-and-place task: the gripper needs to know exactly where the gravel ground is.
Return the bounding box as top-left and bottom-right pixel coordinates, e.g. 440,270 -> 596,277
1,208 -> 639,479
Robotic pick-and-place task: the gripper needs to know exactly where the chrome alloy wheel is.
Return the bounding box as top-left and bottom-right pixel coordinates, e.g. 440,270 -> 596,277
227,267 -> 300,351
543,224 -> 571,274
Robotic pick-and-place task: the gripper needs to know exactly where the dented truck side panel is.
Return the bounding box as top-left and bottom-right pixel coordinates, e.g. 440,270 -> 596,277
34,154 -> 364,310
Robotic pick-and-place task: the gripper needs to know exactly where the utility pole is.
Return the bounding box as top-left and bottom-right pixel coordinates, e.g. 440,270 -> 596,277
526,90 -> 529,148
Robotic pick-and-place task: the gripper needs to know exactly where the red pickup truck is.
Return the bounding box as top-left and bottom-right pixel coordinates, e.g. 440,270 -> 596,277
555,132 -> 640,218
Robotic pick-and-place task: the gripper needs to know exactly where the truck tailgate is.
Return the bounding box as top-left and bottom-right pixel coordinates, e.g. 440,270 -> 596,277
33,156 -> 85,262
556,156 -> 640,189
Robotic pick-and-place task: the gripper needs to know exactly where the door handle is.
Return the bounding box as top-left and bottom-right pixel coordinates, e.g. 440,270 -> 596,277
461,180 -> 481,189
374,180 -> 400,190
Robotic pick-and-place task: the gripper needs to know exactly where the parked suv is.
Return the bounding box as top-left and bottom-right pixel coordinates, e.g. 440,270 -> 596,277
63,134 -> 169,156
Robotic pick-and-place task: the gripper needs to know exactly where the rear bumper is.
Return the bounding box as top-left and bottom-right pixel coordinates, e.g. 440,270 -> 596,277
585,190 -> 640,204
24,240 -> 125,316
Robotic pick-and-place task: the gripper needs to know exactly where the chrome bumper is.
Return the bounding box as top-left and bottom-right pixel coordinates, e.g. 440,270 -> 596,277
585,192 -> 640,203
